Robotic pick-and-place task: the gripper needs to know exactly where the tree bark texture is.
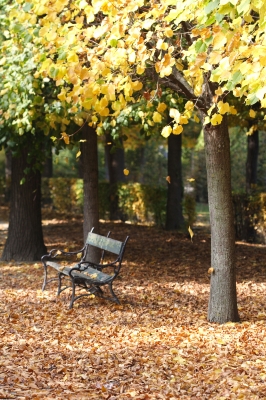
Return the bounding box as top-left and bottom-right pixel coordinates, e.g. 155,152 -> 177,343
42,145 -> 53,178
203,117 -> 239,323
246,124 -> 259,194
1,149 -> 47,261
4,150 -> 12,203
165,133 -> 184,230
81,125 -> 100,263
105,133 -> 125,220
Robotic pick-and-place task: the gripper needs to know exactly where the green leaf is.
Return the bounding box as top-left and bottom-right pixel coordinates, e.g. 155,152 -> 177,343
13,24 -> 23,33
205,15 -> 216,26
195,40 -> 207,53
33,95 -> 43,104
23,2 -> 33,12
58,51 -> 67,60
50,67 -> 59,79
109,39 -> 118,48
215,13 -> 224,23
24,34 -> 33,43
204,0 -> 219,15
246,93 -> 259,105
226,71 -> 243,90
237,0 -> 250,15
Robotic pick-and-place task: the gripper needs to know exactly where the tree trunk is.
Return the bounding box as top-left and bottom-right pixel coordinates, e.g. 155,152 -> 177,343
203,117 -> 239,323
105,133 -> 125,220
4,150 -> 12,203
1,149 -> 47,261
42,145 -> 53,178
165,132 -> 184,230
81,124 -> 100,263
246,123 -> 259,194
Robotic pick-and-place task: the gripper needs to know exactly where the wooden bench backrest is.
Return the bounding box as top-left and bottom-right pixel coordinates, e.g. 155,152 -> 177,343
86,232 -> 123,255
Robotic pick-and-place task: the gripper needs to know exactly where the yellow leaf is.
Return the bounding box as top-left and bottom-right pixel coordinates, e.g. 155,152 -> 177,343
208,267 -> 214,274
166,176 -> 171,184
58,92 -> 66,101
157,102 -> 167,113
76,150 -> 81,158
215,87 -> 223,96
153,111 -> 162,123
169,108 -> 180,123
164,27 -> 174,38
77,252 -> 82,259
249,109 -> 256,118
188,226 -> 194,241
229,106 -> 237,115
62,132 -> 70,144
208,51 -> 223,65
132,81 -> 143,91
210,113 -> 223,125
99,107 -> 109,116
185,101 -> 194,111
217,101 -> 230,114
123,168 -> 130,175
172,124 -> 183,135
187,178 -> 195,182
161,125 -> 172,138
212,32 -> 227,50
67,52 -> 79,63
136,65 -> 145,75
179,115 -> 189,124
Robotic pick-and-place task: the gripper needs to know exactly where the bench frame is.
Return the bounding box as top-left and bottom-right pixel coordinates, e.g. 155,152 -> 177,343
41,228 -> 129,308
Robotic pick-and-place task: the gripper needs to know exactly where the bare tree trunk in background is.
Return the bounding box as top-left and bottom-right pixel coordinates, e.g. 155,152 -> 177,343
80,124 -> 100,263
246,122 -> 259,194
165,132 -> 184,230
1,148 -> 46,261
105,133 -> 125,220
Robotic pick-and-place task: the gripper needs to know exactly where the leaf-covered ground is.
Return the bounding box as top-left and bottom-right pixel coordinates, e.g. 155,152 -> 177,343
1,210 -> 266,399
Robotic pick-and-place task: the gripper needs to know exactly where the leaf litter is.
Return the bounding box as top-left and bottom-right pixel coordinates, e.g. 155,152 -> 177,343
0,214 -> 266,399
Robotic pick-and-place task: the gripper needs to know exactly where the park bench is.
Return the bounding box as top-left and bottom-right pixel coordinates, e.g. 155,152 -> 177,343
41,229 -> 129,309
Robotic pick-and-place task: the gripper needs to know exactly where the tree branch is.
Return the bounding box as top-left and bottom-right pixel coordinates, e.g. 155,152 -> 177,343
161,67 -> 208,113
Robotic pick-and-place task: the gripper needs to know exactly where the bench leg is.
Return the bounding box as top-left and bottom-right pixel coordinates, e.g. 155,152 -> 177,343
69,279 -> 76,309
109,282 -> 120,304
57,273 -> 63,296
42,266 -> 48,291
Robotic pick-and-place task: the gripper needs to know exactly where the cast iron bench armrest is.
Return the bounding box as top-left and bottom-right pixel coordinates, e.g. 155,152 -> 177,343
76,259 -> 119,272
42,246 -> 86,261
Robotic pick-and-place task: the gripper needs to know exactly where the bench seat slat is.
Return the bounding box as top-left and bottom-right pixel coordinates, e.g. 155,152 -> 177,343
72,267 -> 112,283
47,261 -> 72,274
46,261 -> 112,284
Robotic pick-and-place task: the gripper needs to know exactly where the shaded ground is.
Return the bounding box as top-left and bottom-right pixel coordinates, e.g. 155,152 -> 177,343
0,208 -> 266,399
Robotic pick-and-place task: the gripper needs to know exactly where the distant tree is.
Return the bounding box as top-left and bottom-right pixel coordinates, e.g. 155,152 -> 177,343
246,120 -> 259,194
105,134 -> 125,220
